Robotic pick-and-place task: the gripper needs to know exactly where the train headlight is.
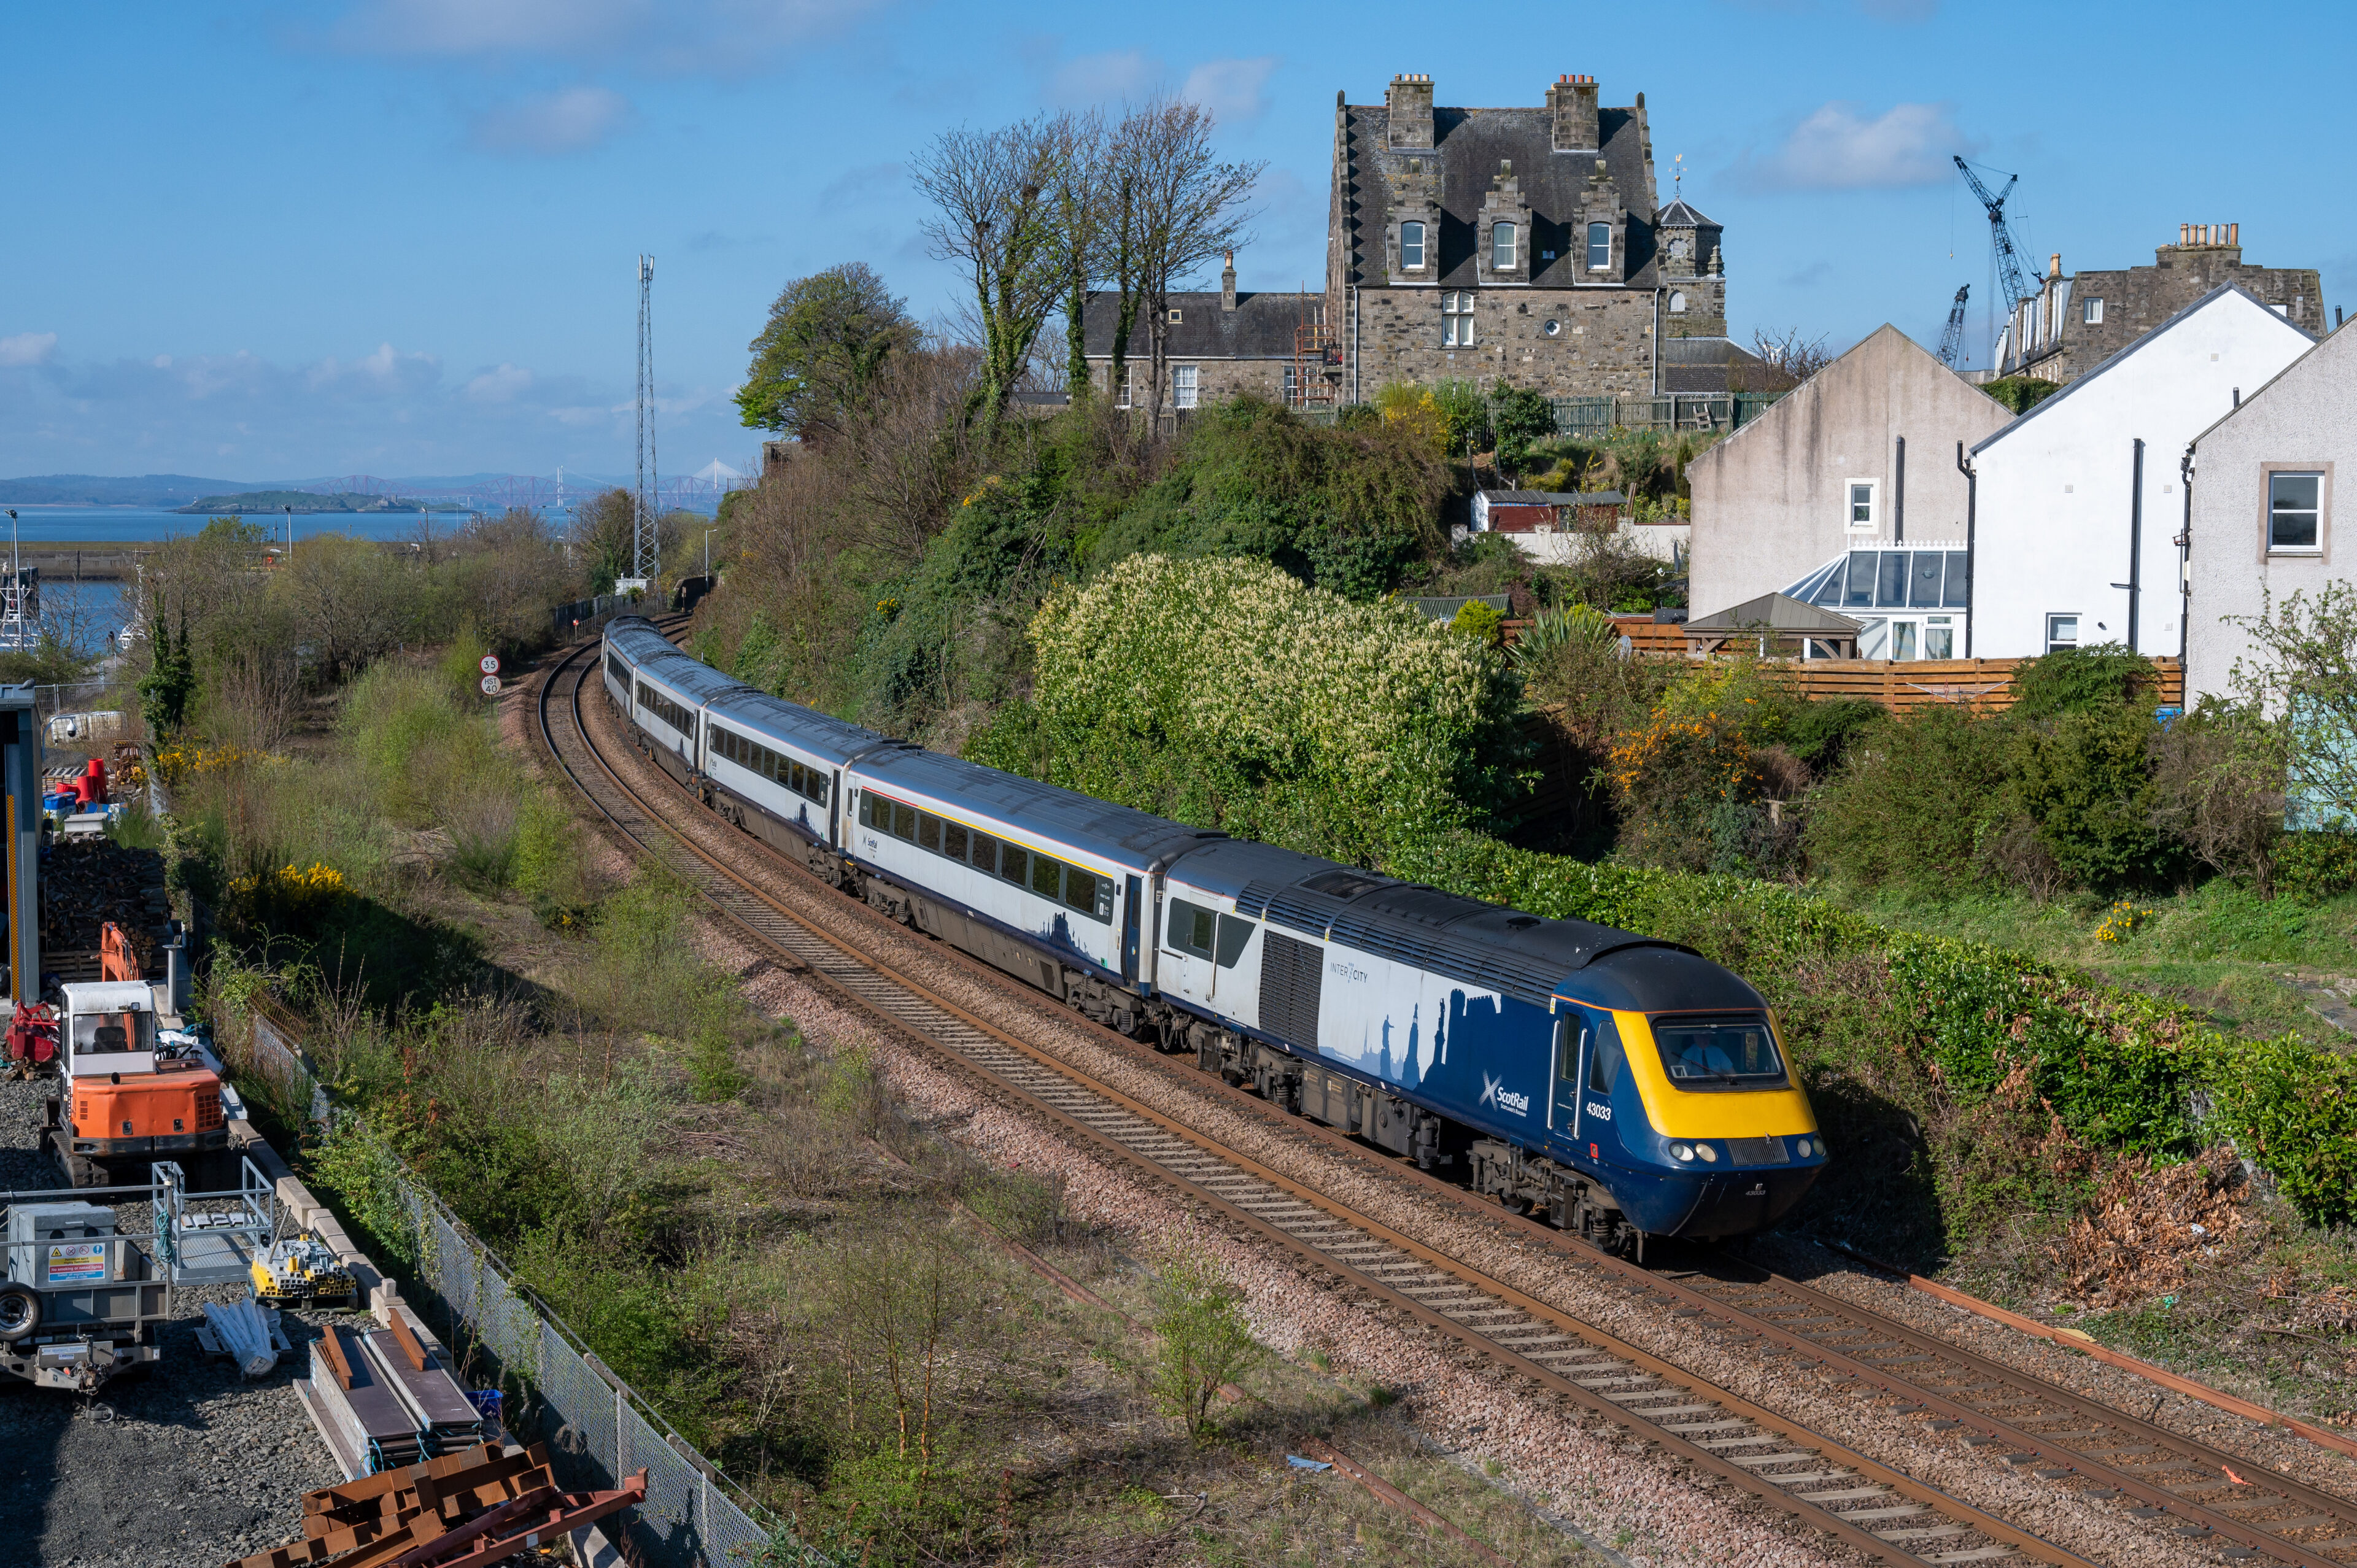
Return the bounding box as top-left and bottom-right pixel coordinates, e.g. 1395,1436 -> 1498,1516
1795,1137 -> 1813,1157
1669,1143 -> 1695,1162
1695,1143 -> 1719,1163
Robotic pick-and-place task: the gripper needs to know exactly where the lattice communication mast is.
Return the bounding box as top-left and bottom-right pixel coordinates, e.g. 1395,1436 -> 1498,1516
1937,285 -> 1971,369
629,254 -> 659,590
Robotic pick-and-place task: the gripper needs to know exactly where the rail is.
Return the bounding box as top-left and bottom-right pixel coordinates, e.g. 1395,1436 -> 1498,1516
538,629 -> 2112,1568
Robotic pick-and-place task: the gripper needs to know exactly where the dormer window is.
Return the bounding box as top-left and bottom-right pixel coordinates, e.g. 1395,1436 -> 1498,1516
1586,222 -> 1612,272
1492,222 -> 1517,271
1167,307 -> 1183,324
1401,221 -> 1426,271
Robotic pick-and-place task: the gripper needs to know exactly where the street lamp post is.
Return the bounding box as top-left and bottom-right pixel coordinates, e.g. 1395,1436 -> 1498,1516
702,528 -> 717,577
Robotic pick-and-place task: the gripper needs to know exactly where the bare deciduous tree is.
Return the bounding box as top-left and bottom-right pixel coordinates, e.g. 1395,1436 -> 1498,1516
1120,98 -> 1263,427
1048,108 -> 1112,400
1733,327 -> 1835,393
911,115 -> 1069,440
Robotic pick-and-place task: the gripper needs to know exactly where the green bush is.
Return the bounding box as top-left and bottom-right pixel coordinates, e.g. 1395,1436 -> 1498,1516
2275,831 -> 2357,902
2010,706 -> 2182,890
2008,643 -> 2159,720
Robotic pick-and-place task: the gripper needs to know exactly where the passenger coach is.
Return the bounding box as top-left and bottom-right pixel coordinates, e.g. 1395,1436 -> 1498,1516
597,616 -> 1827,1249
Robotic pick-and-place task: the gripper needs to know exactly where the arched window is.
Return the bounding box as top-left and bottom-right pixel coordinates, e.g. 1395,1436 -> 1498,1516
1668,291 -> 1687,314
1492,222 -> 1516,271
1401,221 -> 1426,271
1586,222 -> 1612,272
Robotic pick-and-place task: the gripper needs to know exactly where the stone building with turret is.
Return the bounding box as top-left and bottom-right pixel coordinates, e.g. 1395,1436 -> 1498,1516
1081,71 -> 1751,414
1323,71 -> 1753,402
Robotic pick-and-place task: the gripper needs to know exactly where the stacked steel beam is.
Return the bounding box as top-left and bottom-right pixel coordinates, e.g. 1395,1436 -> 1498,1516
226,1441 -> 646,1568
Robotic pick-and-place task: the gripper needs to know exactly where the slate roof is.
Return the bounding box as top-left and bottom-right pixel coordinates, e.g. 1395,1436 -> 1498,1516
1339,102 -> 1659,290
1080,290 -> 1322,360
1658,335 -> 1768,393
1655,198 -> 1717,228
1684,592 -> 1863,635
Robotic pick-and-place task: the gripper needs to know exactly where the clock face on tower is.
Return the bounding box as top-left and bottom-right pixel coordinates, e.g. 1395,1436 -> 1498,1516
1668,236 -> 1692,260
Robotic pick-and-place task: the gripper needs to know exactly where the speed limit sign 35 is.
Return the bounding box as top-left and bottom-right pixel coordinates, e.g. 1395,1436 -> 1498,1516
479,653 -> 501,676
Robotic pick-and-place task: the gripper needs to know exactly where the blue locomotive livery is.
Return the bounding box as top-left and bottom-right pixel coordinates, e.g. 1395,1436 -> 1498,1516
600,616 -> 1826,1247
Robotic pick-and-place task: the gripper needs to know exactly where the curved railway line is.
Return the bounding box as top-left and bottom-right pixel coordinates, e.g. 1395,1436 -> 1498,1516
533,627 -> 2355,1568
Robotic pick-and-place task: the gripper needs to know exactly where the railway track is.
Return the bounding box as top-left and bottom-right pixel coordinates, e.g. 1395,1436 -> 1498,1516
535,630 -> 2350,1568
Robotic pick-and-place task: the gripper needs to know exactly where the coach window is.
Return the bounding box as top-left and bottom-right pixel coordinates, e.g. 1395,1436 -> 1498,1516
810,772 -> 829,806
1169,900 -> 1216,960
1032,851 -> 1063,900
917,812 -> 942,853
1061,865 -> 1094,916
1000,843 -> 1029,886
969,831 -> 999,873
891,801 -> 918,841
943,821 -> 969,861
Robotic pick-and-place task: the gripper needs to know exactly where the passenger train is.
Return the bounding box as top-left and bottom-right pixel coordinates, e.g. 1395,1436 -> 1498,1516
602,616 -> 1827,1248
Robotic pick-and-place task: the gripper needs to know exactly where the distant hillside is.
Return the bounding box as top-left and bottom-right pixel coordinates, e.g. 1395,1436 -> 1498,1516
0,473 -> 254,506
177,490 -> 466,515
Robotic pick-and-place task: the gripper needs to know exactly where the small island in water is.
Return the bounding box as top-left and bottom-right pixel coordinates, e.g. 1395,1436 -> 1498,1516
176,490 -> 467,515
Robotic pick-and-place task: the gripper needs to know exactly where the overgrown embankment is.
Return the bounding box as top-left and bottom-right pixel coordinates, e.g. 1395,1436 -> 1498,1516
969,555 -> 2357,1280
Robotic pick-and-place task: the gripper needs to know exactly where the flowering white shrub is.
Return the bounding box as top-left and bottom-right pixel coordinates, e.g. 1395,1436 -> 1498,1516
1024,555 -> 1523,857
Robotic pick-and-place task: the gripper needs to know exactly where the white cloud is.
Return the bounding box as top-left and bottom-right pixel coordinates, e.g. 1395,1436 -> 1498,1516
332,0 -> 878,77
1049,48 -> 1158,106
1748,101 -> 1965,190
0,333 -> 57,368
471,86 -> 632,155
1182,56 -> 1278,125
465,364 -> 535,403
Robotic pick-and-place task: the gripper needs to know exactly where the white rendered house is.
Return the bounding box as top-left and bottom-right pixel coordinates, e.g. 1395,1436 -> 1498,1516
2185,319 -> 2353,702
1967,284 -> 2314,659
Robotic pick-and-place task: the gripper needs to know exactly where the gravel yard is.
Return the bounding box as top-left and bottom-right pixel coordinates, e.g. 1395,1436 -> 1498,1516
1,1075 -> 343,1568
576,678 -> 2357,1568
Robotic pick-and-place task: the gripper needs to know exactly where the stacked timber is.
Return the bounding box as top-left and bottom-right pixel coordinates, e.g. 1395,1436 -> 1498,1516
225,1441 -> 647,1568
41,838 -> 169,978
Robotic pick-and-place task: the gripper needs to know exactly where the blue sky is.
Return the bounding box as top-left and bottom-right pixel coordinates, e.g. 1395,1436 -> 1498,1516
3,1 -> 2347,481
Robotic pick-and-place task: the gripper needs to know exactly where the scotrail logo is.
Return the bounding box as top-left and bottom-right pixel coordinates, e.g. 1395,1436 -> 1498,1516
1479,1073 -> 1531,1118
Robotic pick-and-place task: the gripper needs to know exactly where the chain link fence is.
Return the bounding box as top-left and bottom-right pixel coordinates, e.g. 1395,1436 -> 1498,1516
387,1163 -> 784,1567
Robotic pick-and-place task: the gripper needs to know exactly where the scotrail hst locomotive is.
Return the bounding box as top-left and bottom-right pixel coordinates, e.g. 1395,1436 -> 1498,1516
602,616 -> 1827,1248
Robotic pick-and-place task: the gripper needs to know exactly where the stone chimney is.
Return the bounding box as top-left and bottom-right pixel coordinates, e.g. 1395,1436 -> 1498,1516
2048,253 -> 2062,280
1221,250 -> 1237,313
1546,74 -> 1600,152
1386,73 -> 1434,149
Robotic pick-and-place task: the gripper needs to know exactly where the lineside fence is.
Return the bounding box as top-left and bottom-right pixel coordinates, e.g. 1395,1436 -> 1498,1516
223,1002 -> 791,1568
1295,391 -> 1782,435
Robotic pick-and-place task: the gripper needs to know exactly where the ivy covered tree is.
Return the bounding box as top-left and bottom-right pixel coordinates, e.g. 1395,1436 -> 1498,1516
735,263 -> 918,447
137,598 -> 197,739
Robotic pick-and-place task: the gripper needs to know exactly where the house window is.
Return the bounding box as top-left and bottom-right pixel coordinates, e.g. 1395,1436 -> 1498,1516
1116,363 -> 1133,409
2083,297 -> 2104,325
1846,479 -> 1878,532
1173,363 -> 1199,409
1668,290 -> 1687,314
1924,616 -> 1955,659
2046,614 -> 2079,652
1283,364 -> 1298,405
1586,222 -> 1612,271
1167,307 -> 1183,324
2269,471 -> 2323,552
1442,292 -> 1476,347
1492,222 -> 1517,271
1401,220 -> 1426,271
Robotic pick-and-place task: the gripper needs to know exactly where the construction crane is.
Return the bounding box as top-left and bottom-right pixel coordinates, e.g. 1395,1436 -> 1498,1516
1954,157 -> 2032,315
1937,285 -> 1971,368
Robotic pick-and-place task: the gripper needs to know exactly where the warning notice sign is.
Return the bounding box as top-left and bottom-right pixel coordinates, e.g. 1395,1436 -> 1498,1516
47,1242 -> 107,1284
